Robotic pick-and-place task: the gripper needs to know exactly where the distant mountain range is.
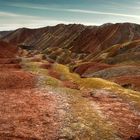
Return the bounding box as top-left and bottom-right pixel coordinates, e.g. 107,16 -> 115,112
0,22 -> 140,91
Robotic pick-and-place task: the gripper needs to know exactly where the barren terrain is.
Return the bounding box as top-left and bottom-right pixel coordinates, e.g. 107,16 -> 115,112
0,23 -> 140,139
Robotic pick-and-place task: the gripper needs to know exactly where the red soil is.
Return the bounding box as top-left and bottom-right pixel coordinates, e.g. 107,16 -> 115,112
0,41 -> 18,58
83,89 -> 140,139
0,64 -> 21,69
40,63 -> 52,69
0,41 -> 60,139
48,69 -> 62,81
30,57 -> 42,62
110,75 -> 140,91
0,89 -> 59,140
0,70 -> 36,89
0,58 -> 21,64
0,41 -> 36,89
62,81 -> 80,90
82,63 -> 112,77
74,62 -> 112,76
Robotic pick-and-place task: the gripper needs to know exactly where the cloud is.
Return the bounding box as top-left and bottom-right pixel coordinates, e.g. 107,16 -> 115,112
0,16 -> 85,31
108,1 -> 140,10
7,2 -> 140,19
0,1 -> 140,30
0,11 -> 40,19
0,11 -> 19,17
135,1 -> 140,4
66,9 -> 140,19
0,16 -> 99,31
0,10 -> 68,30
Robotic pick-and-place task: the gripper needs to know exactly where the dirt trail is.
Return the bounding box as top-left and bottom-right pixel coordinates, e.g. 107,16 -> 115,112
40,86 -> 120,140
34,67 -> 120,140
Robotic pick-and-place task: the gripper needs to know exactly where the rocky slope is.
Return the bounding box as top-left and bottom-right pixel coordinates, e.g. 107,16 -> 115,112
0,22 -> 140,92
0,31 -> 12,39
1,23 -> 140,53
74,39 -> 140,91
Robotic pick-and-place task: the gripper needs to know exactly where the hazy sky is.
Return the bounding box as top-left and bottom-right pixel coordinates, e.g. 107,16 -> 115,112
0,0 -> 140,30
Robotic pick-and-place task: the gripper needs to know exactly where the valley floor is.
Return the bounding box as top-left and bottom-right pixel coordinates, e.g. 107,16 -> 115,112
0,56 -> 140,140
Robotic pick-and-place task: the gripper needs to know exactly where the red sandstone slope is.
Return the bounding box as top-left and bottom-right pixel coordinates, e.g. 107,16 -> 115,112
74,39 -> 140,91
1,27 -> 47,46
23,24 -> 86,50
70,23 -> 140,54
1,24 -> 86,50
0,41 -> 18,58
1,23 -> 140,54
0,31 -> 12,39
